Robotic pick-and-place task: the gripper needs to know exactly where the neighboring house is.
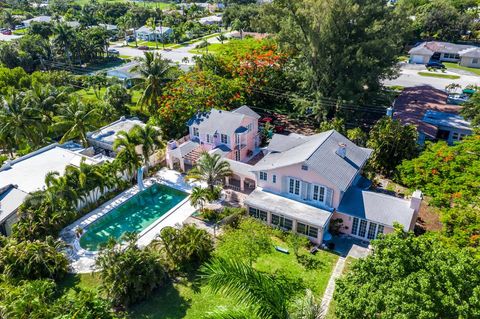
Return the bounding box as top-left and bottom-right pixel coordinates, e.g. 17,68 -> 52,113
106,61 -> 141,88
408,41 -> 480,67
392,86 -> 472,145
87,117 -> 146,157
458,47 -> 480,68
98,23 -> 118,31
198,15 -> 223,26
65,20 -> 81,28
166,106 -> 261,172
0,185 -> 28,236
245,130 -> 422,244
135,26 -> 173,42
22,15 -> 52,27
0,142 -> 106,235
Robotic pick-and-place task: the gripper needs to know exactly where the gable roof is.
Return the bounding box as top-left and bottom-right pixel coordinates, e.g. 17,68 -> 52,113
252,130 -> 372,191
459,47 -> 480,58
0,185 -> 28,224
409,41 -> 474,55
337,186 -> 414,231
187,106 -> 259,136
136,25 -> 172,34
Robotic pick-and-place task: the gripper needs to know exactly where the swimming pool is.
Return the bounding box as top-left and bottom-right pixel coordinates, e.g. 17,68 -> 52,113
79,183 -> 188,251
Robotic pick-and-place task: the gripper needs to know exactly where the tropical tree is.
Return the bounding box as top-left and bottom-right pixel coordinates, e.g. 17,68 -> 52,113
231,18 -> 246,39
216,33 -> 228,44
131,124 -> 163,174
0,236 -> 68,280
113,130 -> 142,181
22,83 -> 68,126
133,52 -> 179,114
96,235 -> 166,307
366,117 -> 418,176
104,83 -> 132,115
53,99 -> 98,147
201,257 -> 322,319
186,152 -> 232,193
334,229 -> 480,319
153,224 -> 214,274
190,186 -> 211,212
52,23 -> 75,62
461,91 -> 480,126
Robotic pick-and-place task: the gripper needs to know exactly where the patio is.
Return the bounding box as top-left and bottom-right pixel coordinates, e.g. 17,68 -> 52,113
329,234 -> 371,258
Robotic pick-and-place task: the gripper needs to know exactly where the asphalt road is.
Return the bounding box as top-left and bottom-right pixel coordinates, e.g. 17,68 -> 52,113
383,63 -> 480,90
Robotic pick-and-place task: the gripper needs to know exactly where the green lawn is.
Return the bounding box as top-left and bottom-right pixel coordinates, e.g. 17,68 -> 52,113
444,62 -> 480,76
189,43 -> 224,55
418,71 -> 461,79
61,237 -> 338,318
169,33 -> 222,49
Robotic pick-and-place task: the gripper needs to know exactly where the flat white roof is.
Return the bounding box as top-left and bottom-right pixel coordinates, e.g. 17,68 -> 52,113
0,144 -> 100,193
88,117 -> 146,146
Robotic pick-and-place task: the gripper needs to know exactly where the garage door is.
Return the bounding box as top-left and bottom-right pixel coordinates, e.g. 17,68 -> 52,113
410,55 -> 425,64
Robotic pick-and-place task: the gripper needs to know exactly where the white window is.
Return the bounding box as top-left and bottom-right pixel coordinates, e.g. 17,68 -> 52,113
221,134 -> 228,144
473,58 -> 479,64
193,127 -> 199,137
296,222 -> 318,238
312,185 -> 325,203
247,123 -> 253,132
206,134 -> 211,143
301,165 -> 308,171
272,175 -> 277,183
351,217 -> 359,235
260,171 -> 268,181
288,178 -> 301,196
358,220 -> 367,237
376,225 -> 384,238
367,222 -> 377,239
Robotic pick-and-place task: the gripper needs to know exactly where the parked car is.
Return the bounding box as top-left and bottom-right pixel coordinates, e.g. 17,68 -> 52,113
108,48 -> 120,55
138,46 -> 149,50
426,61 -> 446,69
1,29 -> 12,35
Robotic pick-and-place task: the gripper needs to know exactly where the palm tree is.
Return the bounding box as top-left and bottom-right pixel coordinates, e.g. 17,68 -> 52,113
0,93 -> 44,147
133,52 -> 178,114
1,10 -> 16,29
52,23 -> 75,63
131,124 -> 162,174
201,258 -> 323,319
22,84 -> 67,126
190,186 -> 210,212
146,17 -> 159,49
231,19 -> 246,40
186,153 -> 232,193
216,33 -> 227,44
113,130 -> 142,181
53,99 -> 98,147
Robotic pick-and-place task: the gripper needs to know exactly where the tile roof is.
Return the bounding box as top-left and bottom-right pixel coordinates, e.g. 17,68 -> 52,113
252,130 -> 372,191
337,186 -> 414,231
245,188 -> 332,228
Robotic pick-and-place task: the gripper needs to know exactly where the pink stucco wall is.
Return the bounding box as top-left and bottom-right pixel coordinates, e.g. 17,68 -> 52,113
331,211 -> 394,239
256,163 -> 344,209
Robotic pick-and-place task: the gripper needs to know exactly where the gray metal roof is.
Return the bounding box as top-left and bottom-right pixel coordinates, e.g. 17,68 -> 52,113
459,47 -> 480,58
187,106 -> 258,136
253,130 -> 372,191
337,187 -> 414,230
88,117 -> 146,146
245,189 -> 332,228
232,105 -> 261,119
0,185 -> 28,224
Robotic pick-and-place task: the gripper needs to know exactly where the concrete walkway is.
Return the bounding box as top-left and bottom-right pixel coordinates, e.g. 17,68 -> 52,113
321,256 -> 346,316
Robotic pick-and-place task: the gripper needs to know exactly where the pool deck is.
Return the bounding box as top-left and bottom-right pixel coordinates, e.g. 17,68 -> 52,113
60,168 -> 200,274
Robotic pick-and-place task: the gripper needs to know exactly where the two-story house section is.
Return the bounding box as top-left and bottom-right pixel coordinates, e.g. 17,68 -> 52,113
166,106 -> 260,171
245,130 -> 422,244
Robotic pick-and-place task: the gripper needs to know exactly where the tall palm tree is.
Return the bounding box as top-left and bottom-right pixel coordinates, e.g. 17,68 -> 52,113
0,93 -> 43,147
113,131 -> 142,181
131,124 -> 162,174
133,52 -> 178,114
53,99 -> 98,147
190,186 -> 210,212
23,84 -> 67,126
201,258 -> 323,319
186,153 -> 232,193
52,23 -> 75,63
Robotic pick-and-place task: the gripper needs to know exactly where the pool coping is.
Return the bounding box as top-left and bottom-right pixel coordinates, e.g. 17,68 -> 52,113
60,168 -> 200,273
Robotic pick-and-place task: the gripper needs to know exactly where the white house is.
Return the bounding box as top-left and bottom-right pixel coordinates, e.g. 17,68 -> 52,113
135,26 -> 173,41
408,41 -> 480,67
21,15 -> 52,27
198,15 -> 223,26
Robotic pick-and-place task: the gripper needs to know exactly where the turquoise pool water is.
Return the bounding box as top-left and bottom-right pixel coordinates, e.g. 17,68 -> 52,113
80,184 -> 188,251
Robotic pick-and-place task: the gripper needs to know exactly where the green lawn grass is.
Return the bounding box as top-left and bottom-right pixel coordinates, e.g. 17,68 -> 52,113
189,43 -> 224,54
169,33 -> 222,49
73,0 -> 172,9
60,236 -> 338,318
418,71 -> 461,79
444,62 -> 480,76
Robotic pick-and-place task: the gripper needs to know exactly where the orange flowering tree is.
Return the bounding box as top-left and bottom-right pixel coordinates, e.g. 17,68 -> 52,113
152,70 -> 245,138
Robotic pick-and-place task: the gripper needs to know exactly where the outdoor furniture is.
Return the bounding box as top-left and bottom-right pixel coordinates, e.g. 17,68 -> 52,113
310,246 -> 318,255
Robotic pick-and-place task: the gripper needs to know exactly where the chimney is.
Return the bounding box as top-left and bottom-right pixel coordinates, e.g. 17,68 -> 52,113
409,190 -> 423,231
336,143 -> 347,158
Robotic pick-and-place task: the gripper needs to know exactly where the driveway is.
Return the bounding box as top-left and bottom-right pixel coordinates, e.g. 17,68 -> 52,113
384,63 -> 480,90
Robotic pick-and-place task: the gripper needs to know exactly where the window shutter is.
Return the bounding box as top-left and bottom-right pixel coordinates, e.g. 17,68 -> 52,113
282,176 -> 288,193
326,188 -> 333,207
301,181 -> 308,200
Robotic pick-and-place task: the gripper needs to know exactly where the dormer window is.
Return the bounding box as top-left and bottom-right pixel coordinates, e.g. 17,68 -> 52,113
206,134 -> 211,143
193,127 -> 199,137
221,134 -> 228,144
301,165 -> 308,171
